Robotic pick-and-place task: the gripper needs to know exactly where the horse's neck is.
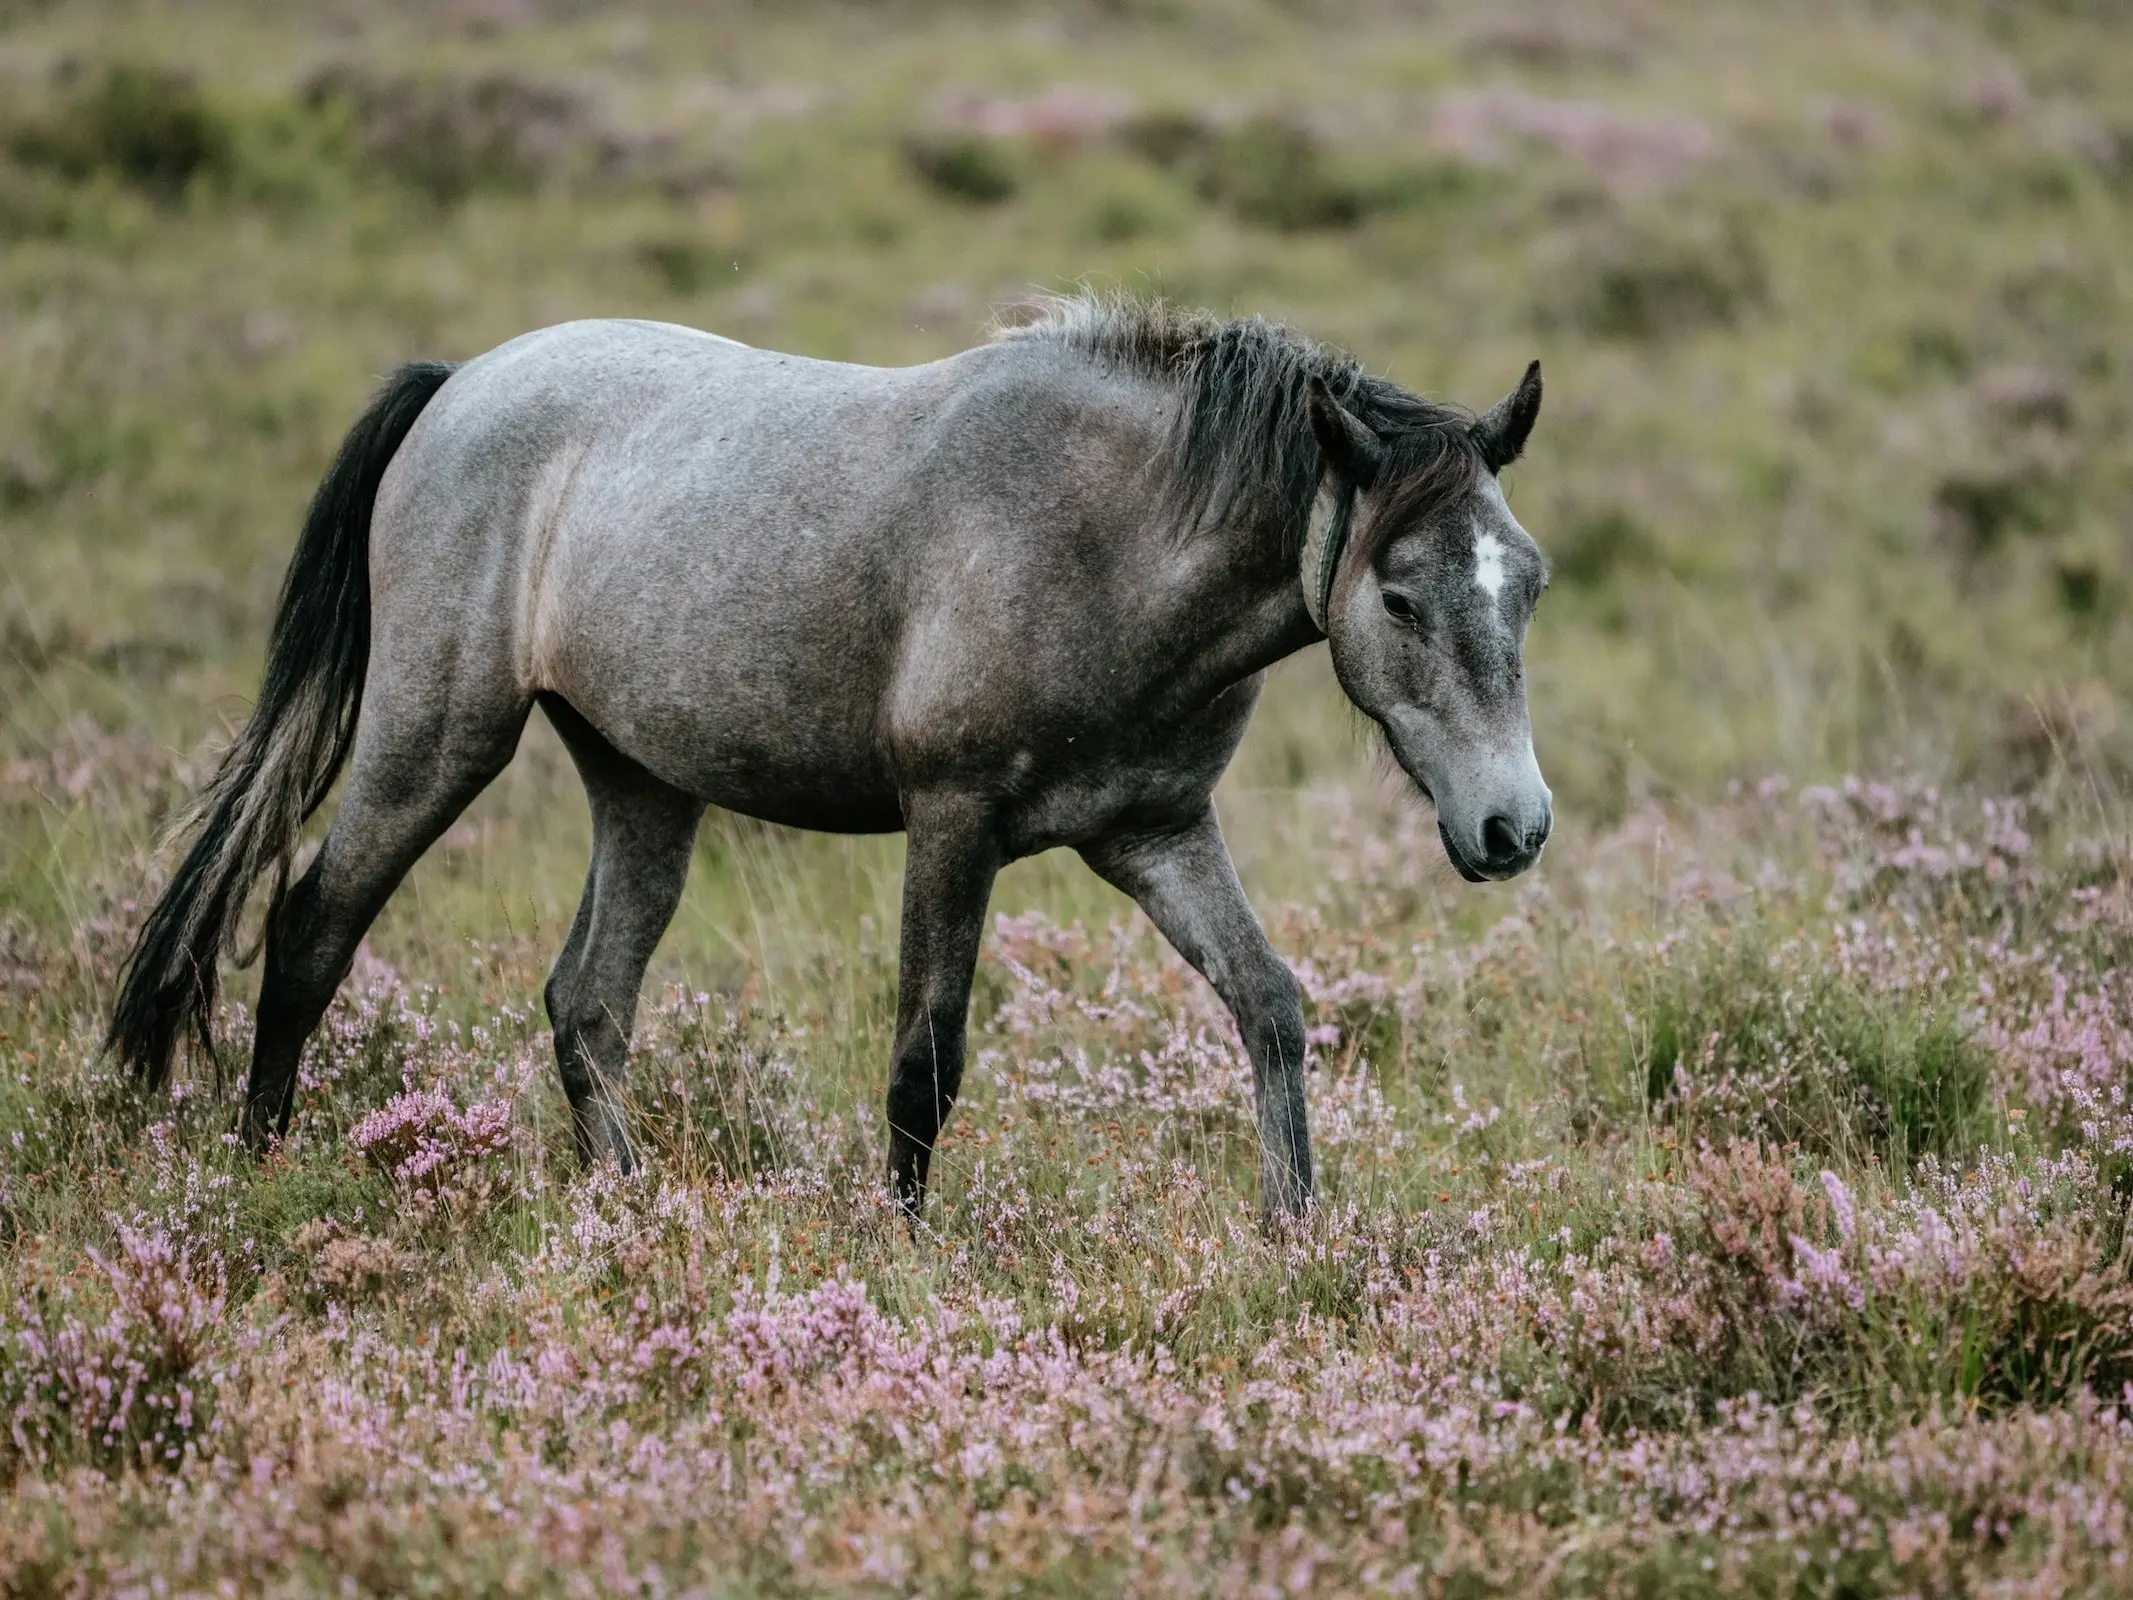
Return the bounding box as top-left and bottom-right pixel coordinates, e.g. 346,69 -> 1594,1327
1142,508 -> 1323,706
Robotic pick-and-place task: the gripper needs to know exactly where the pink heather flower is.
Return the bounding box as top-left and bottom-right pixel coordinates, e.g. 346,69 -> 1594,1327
1784,1235 -> 1865,1312
1820,1171 -> 1857,1243
349,1082 -> 516,1200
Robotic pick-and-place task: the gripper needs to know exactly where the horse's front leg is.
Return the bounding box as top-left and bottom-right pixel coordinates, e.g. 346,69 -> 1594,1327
1080,806 -> 1313,1223
886,794 -> 1001,1222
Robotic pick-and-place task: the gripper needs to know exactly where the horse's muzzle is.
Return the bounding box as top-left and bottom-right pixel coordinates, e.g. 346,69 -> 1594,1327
1441,805 -> 1551,883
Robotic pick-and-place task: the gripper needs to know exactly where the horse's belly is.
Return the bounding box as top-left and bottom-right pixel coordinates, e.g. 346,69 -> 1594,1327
689,755 -> 906,834
551,669 -> 903,834
540,548 -> 908,830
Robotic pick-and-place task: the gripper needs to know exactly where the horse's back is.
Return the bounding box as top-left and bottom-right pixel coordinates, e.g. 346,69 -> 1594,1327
365,319 -> 1029,827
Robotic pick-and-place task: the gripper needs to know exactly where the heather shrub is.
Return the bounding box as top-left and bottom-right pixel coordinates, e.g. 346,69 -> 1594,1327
300,65 -> 621,202
903,130 -> 1020,203
634,991 -> 828,1179
6,62 -> 231,197
1785,1153 -> 2133,1411
283,1218 -> 419,1308
1198,114 -> 1366,232
1122,109 -> 1373,231
1541,209 -> 1767,340
1981,968 -> 2133,1152
1804,778 -> 2039,925
1536,1142 -> 2133,1430
347,1077 -> 517,1223
293,970 -> 432,1134
2,1225 -> 225,1476
234,1145 -> 383,1262
0,1045 -> 155,1204
1629,926 -> 1993,1165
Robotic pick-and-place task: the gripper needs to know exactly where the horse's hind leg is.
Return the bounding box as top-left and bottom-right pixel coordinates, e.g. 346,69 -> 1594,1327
245,689 -> 527,1147
541,696 -> 705,1168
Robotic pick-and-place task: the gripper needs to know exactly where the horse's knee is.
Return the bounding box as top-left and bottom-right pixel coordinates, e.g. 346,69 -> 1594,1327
543,949 -> 617,1054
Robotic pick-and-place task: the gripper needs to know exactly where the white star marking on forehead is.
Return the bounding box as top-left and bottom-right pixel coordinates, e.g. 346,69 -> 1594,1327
1473,530 -> 1507,604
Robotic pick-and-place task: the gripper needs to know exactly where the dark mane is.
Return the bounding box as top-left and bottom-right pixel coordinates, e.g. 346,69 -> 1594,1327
999,291 -> 1486,555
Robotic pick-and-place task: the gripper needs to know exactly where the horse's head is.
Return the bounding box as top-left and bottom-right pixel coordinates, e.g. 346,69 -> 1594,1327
1307,363 -> 1552,883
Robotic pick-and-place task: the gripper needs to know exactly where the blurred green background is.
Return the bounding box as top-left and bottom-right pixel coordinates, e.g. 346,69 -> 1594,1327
2,0 -> 2128,1007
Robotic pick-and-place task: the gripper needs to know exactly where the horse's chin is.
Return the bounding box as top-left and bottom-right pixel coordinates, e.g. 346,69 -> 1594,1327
1436,820 -> 1492,884
1387,753 -> 1489,884
1383,746 -> 1484,878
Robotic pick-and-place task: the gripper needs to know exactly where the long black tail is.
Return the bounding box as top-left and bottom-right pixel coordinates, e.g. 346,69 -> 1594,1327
108,361 -> 457,1089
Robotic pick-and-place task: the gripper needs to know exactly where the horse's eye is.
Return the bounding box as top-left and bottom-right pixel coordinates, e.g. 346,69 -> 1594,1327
1381,589 -> 1420,626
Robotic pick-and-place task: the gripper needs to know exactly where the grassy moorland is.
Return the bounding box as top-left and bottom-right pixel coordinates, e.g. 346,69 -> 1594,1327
3,0 -> 2133,1592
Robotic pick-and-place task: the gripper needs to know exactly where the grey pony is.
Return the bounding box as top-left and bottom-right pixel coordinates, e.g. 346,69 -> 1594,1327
108,295 -> 1552,1222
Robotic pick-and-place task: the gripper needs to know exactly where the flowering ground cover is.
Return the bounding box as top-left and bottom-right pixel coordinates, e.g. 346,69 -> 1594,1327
5,771 -> 2133,1594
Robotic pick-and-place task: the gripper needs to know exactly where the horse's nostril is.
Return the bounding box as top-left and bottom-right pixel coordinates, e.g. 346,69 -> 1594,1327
1482,814 -> 1521,863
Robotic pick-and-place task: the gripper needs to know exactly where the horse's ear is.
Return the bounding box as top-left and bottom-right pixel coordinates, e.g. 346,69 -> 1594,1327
1308,376 -> 1383,491
1473,360 -> 1543,473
